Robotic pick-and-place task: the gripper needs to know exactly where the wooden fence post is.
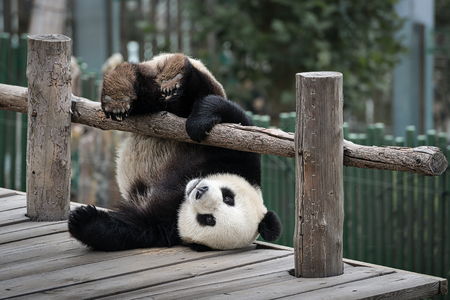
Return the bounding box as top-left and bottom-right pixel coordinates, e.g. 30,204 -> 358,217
26,34 -> 72,221
294,72 -> 344,277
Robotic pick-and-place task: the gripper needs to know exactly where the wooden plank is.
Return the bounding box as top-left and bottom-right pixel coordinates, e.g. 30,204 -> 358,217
98,256 -> 295,300
24,250 -> 294,299
0,221 -> 67,244
2,233 -> 195,281
2,242 -> 191,282
184,264 -> 395,300
0,193 -> 27,230
0,194 -> 27,212
0,207 -> 29,226
282,272 -> 442,300
0,241 -> 84,281
344,258 -> 448,295
0,219 -> 65,236
0,200 -> 81,227
1,246 -> 277,298
0,232 -> 76,261
0,188 -> 22,198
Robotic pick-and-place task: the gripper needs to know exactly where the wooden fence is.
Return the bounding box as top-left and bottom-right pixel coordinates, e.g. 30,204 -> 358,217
0,34 -> 448,283
256,113 -> 450,294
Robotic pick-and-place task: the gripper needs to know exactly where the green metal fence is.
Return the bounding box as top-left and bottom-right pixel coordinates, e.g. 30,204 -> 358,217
0,33 -> 27,192
343,125 -> 450,287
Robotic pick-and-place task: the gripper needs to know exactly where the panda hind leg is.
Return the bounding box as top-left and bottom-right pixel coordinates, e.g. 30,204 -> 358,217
101,62 -> 142,121
154,53 -> 188,102
68,205 -> 162,251
101,54 -> 190,121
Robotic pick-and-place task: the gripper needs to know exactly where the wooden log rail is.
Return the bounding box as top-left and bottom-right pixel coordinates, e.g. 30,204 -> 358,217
0,83 -> 447,177
0,34 -> 448,280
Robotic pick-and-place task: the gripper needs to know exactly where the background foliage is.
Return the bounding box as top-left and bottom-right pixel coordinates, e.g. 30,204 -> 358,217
184,0 -> 405,117
436,0 -> 450,28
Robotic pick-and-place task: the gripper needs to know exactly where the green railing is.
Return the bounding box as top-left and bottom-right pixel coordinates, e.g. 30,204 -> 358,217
251,112 -> 297,247
0,33 -> 27,192
343,125 -> 450,282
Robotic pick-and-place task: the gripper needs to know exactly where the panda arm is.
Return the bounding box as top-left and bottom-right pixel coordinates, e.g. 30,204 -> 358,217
68,205 -> 179,251
185,95 -> 253,142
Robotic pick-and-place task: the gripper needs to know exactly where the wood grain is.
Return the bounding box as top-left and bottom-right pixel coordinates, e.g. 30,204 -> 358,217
343,140 -> 448,176
294,72 -> 344,278
26,34 -> 72,221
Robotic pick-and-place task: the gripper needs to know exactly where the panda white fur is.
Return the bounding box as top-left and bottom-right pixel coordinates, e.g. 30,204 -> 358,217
179,174 -> 268,250
68,53 -> 282,252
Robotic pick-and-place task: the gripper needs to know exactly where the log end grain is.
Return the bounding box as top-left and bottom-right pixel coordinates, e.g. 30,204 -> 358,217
428,150 -> 448,176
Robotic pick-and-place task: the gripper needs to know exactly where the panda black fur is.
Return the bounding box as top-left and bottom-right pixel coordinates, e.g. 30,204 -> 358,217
68,53 -> 282,252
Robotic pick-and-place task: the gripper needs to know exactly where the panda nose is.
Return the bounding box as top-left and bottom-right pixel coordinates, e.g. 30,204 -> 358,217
195,186 -> 209,200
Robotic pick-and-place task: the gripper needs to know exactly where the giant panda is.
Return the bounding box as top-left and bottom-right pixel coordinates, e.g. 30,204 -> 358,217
68,53 -> 282,252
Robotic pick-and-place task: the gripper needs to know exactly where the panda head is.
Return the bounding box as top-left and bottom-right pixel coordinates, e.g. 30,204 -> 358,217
177,174 -> 282,250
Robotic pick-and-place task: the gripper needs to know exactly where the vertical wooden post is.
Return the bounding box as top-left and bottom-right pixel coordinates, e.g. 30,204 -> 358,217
294,72 -> 344,277
26,34 -> 72,221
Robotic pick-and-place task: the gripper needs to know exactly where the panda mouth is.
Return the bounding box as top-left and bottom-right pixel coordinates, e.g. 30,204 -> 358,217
186,179 -> 202,198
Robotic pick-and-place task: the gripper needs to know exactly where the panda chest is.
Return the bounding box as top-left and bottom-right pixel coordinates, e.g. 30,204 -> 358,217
116,135 -> 200,192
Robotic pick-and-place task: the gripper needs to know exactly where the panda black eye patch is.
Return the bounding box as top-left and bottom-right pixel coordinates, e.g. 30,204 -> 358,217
221,187 -> 235,206
197,214 -> 216,226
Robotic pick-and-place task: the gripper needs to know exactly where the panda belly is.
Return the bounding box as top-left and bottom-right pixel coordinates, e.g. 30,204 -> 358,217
116,134 -> 190,201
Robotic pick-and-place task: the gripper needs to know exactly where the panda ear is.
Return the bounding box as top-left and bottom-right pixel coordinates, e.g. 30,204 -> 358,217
258,211 -> 282,242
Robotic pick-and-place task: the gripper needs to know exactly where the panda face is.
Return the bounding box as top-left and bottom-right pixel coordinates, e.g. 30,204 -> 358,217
178,174 -> 267,250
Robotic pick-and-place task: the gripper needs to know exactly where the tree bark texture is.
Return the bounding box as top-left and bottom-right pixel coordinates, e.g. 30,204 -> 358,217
294,72 -> 344,278
343,140 -> 447,176
26,34 -> 71,221
0,83 -> 447,176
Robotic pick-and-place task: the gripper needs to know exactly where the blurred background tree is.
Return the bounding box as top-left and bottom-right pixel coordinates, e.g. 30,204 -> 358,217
435,0 -> 450,28
434,0 -> 450,135
183,0 -> 405,118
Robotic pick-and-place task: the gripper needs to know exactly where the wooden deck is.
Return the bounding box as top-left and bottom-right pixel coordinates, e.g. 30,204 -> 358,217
0,187 -> 447,300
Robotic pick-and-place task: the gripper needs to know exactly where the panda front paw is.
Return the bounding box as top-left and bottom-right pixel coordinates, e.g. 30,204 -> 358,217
68,205 -> 99,239
101,63 -> 138,121
185,117 -> 219,142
